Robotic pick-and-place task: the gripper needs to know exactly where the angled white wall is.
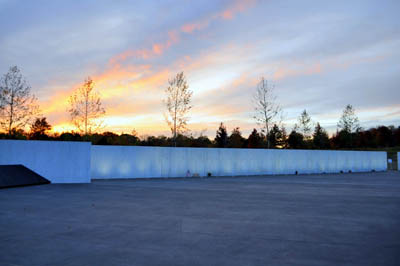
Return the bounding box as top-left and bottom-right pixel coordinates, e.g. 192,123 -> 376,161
91,146 -> 387,179
0,140 -> 91,183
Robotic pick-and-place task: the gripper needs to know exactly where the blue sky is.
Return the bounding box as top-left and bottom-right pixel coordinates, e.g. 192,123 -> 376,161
0,0 -> 399,137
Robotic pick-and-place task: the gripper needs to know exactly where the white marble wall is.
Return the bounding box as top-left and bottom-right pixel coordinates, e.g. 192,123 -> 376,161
0,140 -> 91,183
91,146 -> 387,179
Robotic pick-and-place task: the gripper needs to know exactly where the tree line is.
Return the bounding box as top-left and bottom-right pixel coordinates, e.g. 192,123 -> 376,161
0,66 -> 399,151
2,120 -> 399,151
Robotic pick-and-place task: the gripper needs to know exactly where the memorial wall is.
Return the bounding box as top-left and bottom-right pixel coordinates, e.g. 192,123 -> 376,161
91,145 -> 387,179
0,140 -> 388,182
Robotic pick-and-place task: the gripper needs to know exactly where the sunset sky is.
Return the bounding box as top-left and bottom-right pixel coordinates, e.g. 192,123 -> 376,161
1,0 -> 399,138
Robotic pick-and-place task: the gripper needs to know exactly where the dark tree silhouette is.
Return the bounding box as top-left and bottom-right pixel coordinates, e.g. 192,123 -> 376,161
376,126 -> 393,147
141,135 -> 169,147
312,123 -> 330,149
268,124 -> 288,148
58,132 -> 83,142
267,124 -> 279,148
394,126 -> 400,147
228,127 -> 245,148
191,135 -> 212,147
118,133 -> 140,146
247,129 -> 264,148
96,131 -> 119,145
288,130 -> 305,149
215,122 -> 228,148
30,117 -> 52,139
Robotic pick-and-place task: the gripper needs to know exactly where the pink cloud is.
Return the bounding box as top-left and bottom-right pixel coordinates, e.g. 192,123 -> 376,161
109,0 -> 257,66
272,62 -> 324,80
219,0 -> 257,20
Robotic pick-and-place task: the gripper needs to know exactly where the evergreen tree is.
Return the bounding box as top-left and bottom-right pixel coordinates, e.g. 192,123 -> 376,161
247,128 -> 263,148
215,122 -> 228,148
312,123 -> 330,149
228,127 -> 245,148
268,124 -> 288,148
268,124 -> 280,148
288,130 -> 305,149
278,126 -> 288,148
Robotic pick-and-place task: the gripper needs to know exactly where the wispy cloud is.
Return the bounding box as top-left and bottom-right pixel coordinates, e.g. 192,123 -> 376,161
108,0 -> 256,66
1,0 -> 399,136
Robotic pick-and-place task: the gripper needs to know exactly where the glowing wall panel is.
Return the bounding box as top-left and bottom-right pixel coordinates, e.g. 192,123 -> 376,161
91,146 -> 387,179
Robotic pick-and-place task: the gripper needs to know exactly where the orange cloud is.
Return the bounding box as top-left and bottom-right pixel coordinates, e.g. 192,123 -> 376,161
108,30 -> 180,66
41,64 -> 149,113
41,62 -> 172,134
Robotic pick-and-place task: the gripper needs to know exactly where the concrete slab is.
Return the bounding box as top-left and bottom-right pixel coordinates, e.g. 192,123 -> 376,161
1,172 -> 400,265
0,164 -> 50,188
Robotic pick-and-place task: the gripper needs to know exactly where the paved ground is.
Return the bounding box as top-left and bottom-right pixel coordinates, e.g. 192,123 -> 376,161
1,172 -> 400,266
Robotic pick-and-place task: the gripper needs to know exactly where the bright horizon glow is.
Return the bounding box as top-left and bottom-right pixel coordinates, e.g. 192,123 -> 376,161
1,0 -> 399,138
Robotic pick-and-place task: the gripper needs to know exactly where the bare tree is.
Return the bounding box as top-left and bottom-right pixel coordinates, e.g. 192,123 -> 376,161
298,109 -> 312,139
0,66 -> 39,135
164,72 -> 193,146
253,77 -> 281,148
338,104 -> 360,134
68,77 -> 105,136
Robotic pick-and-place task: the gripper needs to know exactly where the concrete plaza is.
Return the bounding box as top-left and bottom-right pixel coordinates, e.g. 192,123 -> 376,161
1,172 -> 400,265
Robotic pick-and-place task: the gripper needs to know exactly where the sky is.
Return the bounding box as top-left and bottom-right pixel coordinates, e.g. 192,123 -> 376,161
0,0 -> 399,138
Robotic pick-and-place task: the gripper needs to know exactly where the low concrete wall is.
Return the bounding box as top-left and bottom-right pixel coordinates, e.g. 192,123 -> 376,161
91,146 -> 387,179
0,140 -> 91,183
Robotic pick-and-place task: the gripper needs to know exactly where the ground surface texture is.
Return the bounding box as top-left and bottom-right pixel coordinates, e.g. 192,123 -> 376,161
1,171 -> 400,266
